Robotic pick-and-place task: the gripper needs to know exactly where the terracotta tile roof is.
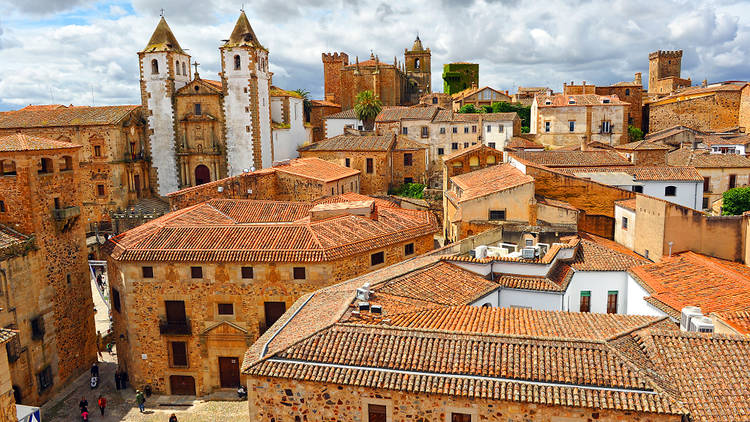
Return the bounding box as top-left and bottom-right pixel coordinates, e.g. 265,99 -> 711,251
0,133 -> 80,152
17,104 -> 66,111
343,59 -> 397,69
645,125 -> 705,143
451,112 -> 519,122
505,136 -> 545,150
393,136 -> 428,150
650,82 -> 747,105
535,93 -> 628,107
571,237 -> 648,271
310,99 -> 340,108
432,109 -> 454,122
447,163 -> 533,203
323,109 -> 357,119
615,140 -> 671,150
699,134 -> 750,147
615,198 -> 637,211
0,105 -> 140,128
106,196 -> 437,263
202,79 -> 223,90
452,86 -> 510,101
668,148 -> 750,168
510,150 -> 631,167
0,224 -> 32,251
0,328 -> 17,345
270,86 -> 302,98
494,274 -> 564,291
629,251 -> 750,334
272,157 -> 359,182
559,166 -> 703,181
441,143 -> 499,162
534,195 -> 578,211
299,134 -> 394,151
375,106 -> 439,122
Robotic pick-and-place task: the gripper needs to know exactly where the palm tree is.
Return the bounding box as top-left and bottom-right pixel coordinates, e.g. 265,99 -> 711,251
354,90 -> 382,131
293,89 -> 312,123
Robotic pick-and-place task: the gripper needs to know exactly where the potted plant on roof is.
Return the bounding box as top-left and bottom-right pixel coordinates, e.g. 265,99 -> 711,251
354,90 -> 382,131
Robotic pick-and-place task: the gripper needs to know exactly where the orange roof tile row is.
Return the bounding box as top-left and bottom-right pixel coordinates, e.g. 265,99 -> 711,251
668,148 -> 750,168
0,133 -> 80,152
536,93 -> 629,107
560,166 -> 705,182
448,163 -> 533,202
273,157 -> 360,182
510,151 -> 631,167
0,105 -> 140,128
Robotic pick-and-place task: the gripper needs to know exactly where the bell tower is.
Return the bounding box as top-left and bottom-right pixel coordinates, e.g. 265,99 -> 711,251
404,36 -> 431,105
220,11 -> 272,173
138,16 -> 190,195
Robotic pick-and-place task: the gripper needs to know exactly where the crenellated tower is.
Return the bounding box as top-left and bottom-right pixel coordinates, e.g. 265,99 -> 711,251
220,11 -> 272,172
322,52 -> 349,105
648,50 -> 683,94
138,17 -> 191,195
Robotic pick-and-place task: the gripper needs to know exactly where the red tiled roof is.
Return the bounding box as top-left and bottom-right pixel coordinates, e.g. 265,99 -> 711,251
375,106 -> 439,122
0,224 -> 32,251
450,112 -> 518,122
447,163 -> 533,203
273,157 -> 359,182
0,105 -> 140,128
310,99 -> 340,108
629,251 -> 750,334
0,133 -> 80,152
559,166 -> 703,181
668,148 -> 750,168
106,196 -> 437,263
323,109 -> 357,119
510,150 -> 632,167
615,198 -> 637,211
536,93 -> 629,107
505,136 -> 545,150
699,134 -> 750,147
571,237 -> 648,271
535,195 -> 577,211
441,143 -> 500,161
614,140 -> 671,150
299,134 -> 394,151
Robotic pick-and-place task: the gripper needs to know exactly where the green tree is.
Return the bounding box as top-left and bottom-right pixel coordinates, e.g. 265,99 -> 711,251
458,104 -> 483,114
354,90 -> 382,130
628,125 -> 644,142
293,89 -> 312,123
722,187 -> 750,215
490,101 -> 531,133
389,183 -> 425,199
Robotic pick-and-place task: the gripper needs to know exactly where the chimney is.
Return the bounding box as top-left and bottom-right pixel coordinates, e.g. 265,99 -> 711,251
702,79 -> 708,88
634,72 -> 642,85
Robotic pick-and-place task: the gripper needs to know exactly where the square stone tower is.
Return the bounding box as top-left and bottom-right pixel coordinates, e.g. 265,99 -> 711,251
405,36 -> 431,104
648,50 -> 683,94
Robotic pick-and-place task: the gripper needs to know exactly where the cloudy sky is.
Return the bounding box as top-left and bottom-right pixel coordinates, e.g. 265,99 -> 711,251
0,0 -> 748,111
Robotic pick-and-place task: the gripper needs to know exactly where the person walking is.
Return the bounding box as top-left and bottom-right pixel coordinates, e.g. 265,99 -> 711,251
96,331 -> 103,359
78,396 -> 88,413
80,408 -> 89,421
169,414 -> 178,422
114,369 -> 121,390
97,395 -> 107,416
90,362 -> 99,378
135,390 -> 146,413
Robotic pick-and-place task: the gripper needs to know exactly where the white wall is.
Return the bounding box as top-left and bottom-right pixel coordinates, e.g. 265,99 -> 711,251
625,274 -> 666,317
223,47 -> 256,175
614,205 -> 636,250
482,122 -> 513,149
271,97 -> 307,163
471,288 -> 563,311
710,144 -> 746,155
563,271 -> 629,314
638,180 -> 702,210
257,56 -> 272,168
325,118 -> 362,138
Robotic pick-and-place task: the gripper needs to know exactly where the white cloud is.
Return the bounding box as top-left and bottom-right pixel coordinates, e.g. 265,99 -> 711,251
1,0 -> 749,110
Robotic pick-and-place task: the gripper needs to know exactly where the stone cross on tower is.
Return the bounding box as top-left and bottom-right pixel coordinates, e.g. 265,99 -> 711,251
192,61 -> 200,76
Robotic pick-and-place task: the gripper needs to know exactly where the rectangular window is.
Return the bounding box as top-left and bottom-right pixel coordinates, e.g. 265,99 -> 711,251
601,121 -> 611,133
264,301 -> 286,329
486,125 -> 491,132
245,126 -> 250,132
367,404 -> 387,422
94,145 -> 101,157
217,303 -> 234,315
452,127 -> 458,134
170,341 -> 188,367
451,413 -> 472,422
632,185 -> 643,193
96,184 -> 105,197
702,197 -> 709,209
194,103 -> 202,115
37,366 -> 53,393
345,158 -> 351,167
451,142 -> 458,150
440,127 -> 446,134
471,125 -> 477,133
498,125 -> 504,133
437,148 -> 444,155
525,239 -> 533,246
488,142 -> 496,149
464,126 -> 469,134
0,200 -> 5,212
489,210 -> 506,220
622,216 -> 628,230
293,267 -> 306,280
165,300 -> 187,323
729,174 -> 737,189
464,142 -> 469,148
112,288 -> 121,312
607,291 -> 618,314
404,243 -> 415,256
569,121 -> 575,132
421,127 -> 428,138
190,266 -> 203,279
703,177 -> 710,192
544,121 -> 550,132
241,266 -> 253,279
403,153 -> 413,166
142,266 -> 154,278
5,327 -> 21,363
580,291 -> 591,313
404,177 -> 413,184
366,158 -> 374,174
371,251 -> 385,266
402,127 -> 408,135
30,316 -> 44,340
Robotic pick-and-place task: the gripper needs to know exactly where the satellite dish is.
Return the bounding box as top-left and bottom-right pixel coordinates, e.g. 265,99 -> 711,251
217,186 -> 224,192
243,168 -> 249,173
250,166 -> 256,172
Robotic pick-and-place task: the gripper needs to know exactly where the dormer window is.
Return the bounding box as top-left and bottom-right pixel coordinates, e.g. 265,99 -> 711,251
234,55 -> 241,70
545,99 -> 551,105
602,98 -> 611,104
151,59 -> 159,74
568,97 -> 576,105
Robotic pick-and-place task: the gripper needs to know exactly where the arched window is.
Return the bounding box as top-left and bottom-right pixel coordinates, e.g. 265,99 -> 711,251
182,62 -> 187,76
151,59 -> 159,74
234,55 -> 241,70
665,186 -> 677,197
59,156 -> 73,171
469,156 -> 479,167
486,155 -> 496,164
38,158 -> 53,174
481,303 -> 492,308
1,160 -> 16,176
175,61 -> 180,75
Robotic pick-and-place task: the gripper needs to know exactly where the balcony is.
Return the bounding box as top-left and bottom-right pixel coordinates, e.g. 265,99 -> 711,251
52,206 -> 80,221
159,319 -> 191,336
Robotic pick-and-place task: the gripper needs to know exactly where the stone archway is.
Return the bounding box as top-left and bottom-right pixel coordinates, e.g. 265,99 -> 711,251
194,165 -> 211,186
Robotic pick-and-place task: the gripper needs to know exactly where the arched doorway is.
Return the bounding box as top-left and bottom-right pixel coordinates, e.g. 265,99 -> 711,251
194,165 -> 211,186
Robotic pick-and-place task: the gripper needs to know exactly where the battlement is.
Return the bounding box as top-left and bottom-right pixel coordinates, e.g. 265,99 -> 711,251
322,52 -> 349,65
649,50 -> 683,60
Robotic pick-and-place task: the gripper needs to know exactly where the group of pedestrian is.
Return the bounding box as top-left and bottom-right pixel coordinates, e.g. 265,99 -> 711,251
114,368 -> 128,390
78,395 -> 106,420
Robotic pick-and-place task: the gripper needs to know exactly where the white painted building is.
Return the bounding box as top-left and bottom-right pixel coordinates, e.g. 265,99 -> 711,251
323,109 -> 362,138
270,91 -> 309,163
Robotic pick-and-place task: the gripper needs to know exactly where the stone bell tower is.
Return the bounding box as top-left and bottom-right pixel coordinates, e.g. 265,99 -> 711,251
404,36 -> 431,104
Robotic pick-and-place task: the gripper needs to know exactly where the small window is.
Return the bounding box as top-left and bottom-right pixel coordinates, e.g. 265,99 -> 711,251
234,55 -> 241,70
432,97 -> 438,104
439,127 -> 446,134
96,184 -> 105,197
0,200 -> 5,213
464,126 -> 469,134
645,249 -> 649,259
665,186 -> 677,197
175,61 -> 180,75
463,142 -> 469,148
580,291 -> 591,313
702,197 -> 709,209
421,127 -> 428,138
94,145 -> 101,157
437,148 -> 444,155
729,174 -> 737,189
293,267 -> 306,280
404,243 -> 414,256
703,177 -> 710,192
366,158 -> 374,174
451,413 -> 472,422
625,88 -> 630,96
488,142 -> 496,149
402,127 -> 408,135
489,210 -> 506,220
451,142 -> 458,150
404,177 -> 413,184
498,125 -> 504,133
30,317 -> 44,340
53,197 -> 60,209
190,266 -> 203,279
471,125 -> 477,133
38,158 -> 53,174
525,239 -> 533,246
607,291 -> 618,314
544,121 -> 550,132
246,126 -> 251,132
403,153 -> 413,166
486,155 -> 496,164
194,103 -> 202,115
469,156 -> 479,167
602,98 -> 611,104
367,404 -> 387,422
486,125 -> 491,132
170,341 -> 188,367
371,251 -> 385,266
142,266 -> 154,278
241,266 -> 254,279
345,158 -> 351,167
182,62 -> 187,76
632,185 -> 643,193
452,127 -> 458,134
151,59 -> 159,74
217,303 -> 234,315
601,121 -> 611,133
112,288 -> 121,312
569,121 -> 575,132
622,216 -> 628,230
37,366 -> 53,392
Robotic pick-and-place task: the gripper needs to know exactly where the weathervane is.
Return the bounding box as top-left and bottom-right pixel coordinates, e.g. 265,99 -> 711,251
160,8 -> 164,17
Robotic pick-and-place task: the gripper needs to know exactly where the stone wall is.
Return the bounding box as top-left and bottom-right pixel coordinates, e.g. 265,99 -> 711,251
298,149 -> 391,195
0,390 -> 14,422
648,90 -> 742,133
166,170 -> 278,210
247,377 -> 681,422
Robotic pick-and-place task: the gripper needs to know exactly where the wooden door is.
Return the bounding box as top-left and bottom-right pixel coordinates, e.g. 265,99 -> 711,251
165,301 -> 186,323
218,357 -> 240,388
169,375 -> 195,395
195,165 -> 211,186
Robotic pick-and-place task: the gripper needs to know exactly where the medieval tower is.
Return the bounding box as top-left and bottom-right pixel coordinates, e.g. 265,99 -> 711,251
648,50 -> 683,94
405,36 -> 431,104
220,11 -> 272,173
138,17 -> 191,195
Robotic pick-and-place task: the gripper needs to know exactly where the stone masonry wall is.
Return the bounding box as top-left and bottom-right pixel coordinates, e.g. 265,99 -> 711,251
648,90 -> 742,133
247,378 -> 681,422
298,150 -> 391,195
